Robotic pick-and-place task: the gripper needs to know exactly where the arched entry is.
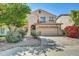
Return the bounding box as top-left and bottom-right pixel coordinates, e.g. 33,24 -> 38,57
31,25 -> 36,36
31,25 -> 36,30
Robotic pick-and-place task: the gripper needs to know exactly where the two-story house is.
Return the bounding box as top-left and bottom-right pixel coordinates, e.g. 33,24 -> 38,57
27,9 -> 63,36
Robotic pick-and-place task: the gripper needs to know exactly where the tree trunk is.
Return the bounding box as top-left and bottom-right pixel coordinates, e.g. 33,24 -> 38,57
8,25 -> 11,32
8,25 -> 17,32
14,26 -> 17,32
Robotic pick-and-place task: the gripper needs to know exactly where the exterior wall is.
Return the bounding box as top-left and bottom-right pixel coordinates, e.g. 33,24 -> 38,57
36,24 -> 63,36
56,16 -> 74,29
27,9 -> 57,36
29,9 -> 57,24
27,14 -> 38,36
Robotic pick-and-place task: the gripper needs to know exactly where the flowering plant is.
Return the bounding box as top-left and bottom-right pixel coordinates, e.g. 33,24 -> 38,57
64,26 -> 79,38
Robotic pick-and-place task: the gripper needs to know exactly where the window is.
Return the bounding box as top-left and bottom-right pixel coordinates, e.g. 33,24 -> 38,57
39,16 -> 46,23
49,17 -> 53,21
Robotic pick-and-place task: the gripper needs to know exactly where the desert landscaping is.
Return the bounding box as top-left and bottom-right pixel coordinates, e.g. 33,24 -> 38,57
0,3 -> 79,56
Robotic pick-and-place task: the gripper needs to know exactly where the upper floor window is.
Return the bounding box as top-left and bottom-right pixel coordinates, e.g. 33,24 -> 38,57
49,17 -> 54,21
39,16 -> 46,23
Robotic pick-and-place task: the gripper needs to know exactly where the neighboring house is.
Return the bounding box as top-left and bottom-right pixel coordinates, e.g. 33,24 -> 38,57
56,14 -> 74,29
27,9 -> 63,36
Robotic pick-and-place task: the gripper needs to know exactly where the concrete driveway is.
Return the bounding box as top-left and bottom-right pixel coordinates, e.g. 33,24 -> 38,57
39,36 -> 79,46
39,36 -> 79,56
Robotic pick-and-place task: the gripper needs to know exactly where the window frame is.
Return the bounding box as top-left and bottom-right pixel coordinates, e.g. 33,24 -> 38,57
49,16 -> 54,21
39,16 -> 46,23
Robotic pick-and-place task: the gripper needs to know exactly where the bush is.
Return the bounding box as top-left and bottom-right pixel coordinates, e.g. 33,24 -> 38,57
31,30 -> 41,39
17,29 -> 27,38
6,31 -> 22,43
64,26 -> 79,38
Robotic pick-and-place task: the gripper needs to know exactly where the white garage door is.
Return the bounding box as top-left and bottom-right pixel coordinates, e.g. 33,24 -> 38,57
38,25 -> 58,36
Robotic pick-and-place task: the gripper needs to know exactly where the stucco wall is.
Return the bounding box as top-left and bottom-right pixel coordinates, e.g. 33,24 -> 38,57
27,9 -> 57,36
56,16 -> 74,29
36,24 -> 63,36
29,9 -> 57,24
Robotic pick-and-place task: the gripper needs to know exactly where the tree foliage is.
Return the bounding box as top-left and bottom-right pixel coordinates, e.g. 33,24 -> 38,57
71,10 -> 79,25
0,3 -> 31,28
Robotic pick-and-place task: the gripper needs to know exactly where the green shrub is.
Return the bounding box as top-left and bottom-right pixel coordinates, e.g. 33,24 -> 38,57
31,30 -> 41,39
6,31 -> 22,43
17,29 -> 27,38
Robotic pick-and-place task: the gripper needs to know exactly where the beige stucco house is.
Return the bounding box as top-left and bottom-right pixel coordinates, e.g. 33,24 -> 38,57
56,14 -> 74,29
27,9 -> 63,36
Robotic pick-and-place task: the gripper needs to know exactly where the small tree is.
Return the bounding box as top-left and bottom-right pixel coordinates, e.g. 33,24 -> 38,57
0,4 -> 31,43
71,10 -> 79,25
0,3 -> 31,31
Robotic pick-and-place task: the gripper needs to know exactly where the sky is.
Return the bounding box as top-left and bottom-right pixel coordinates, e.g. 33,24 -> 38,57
28,3 -> 79,16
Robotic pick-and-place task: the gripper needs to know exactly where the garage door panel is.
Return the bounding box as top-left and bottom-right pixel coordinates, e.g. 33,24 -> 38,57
38,26 -> 58,36
36,24 -> 63,36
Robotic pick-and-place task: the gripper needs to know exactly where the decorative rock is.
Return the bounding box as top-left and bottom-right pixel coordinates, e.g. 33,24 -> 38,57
17,52 -> 24,56
26,52 -> 32,56
29,48 -> 33,51
24,51 -> 29,55
40,53 -> 45,56
34,50 -> 38,54
32,53 -> 37,56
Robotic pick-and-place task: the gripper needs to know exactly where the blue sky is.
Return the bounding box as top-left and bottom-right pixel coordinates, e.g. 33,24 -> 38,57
28,3 -> 79,16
